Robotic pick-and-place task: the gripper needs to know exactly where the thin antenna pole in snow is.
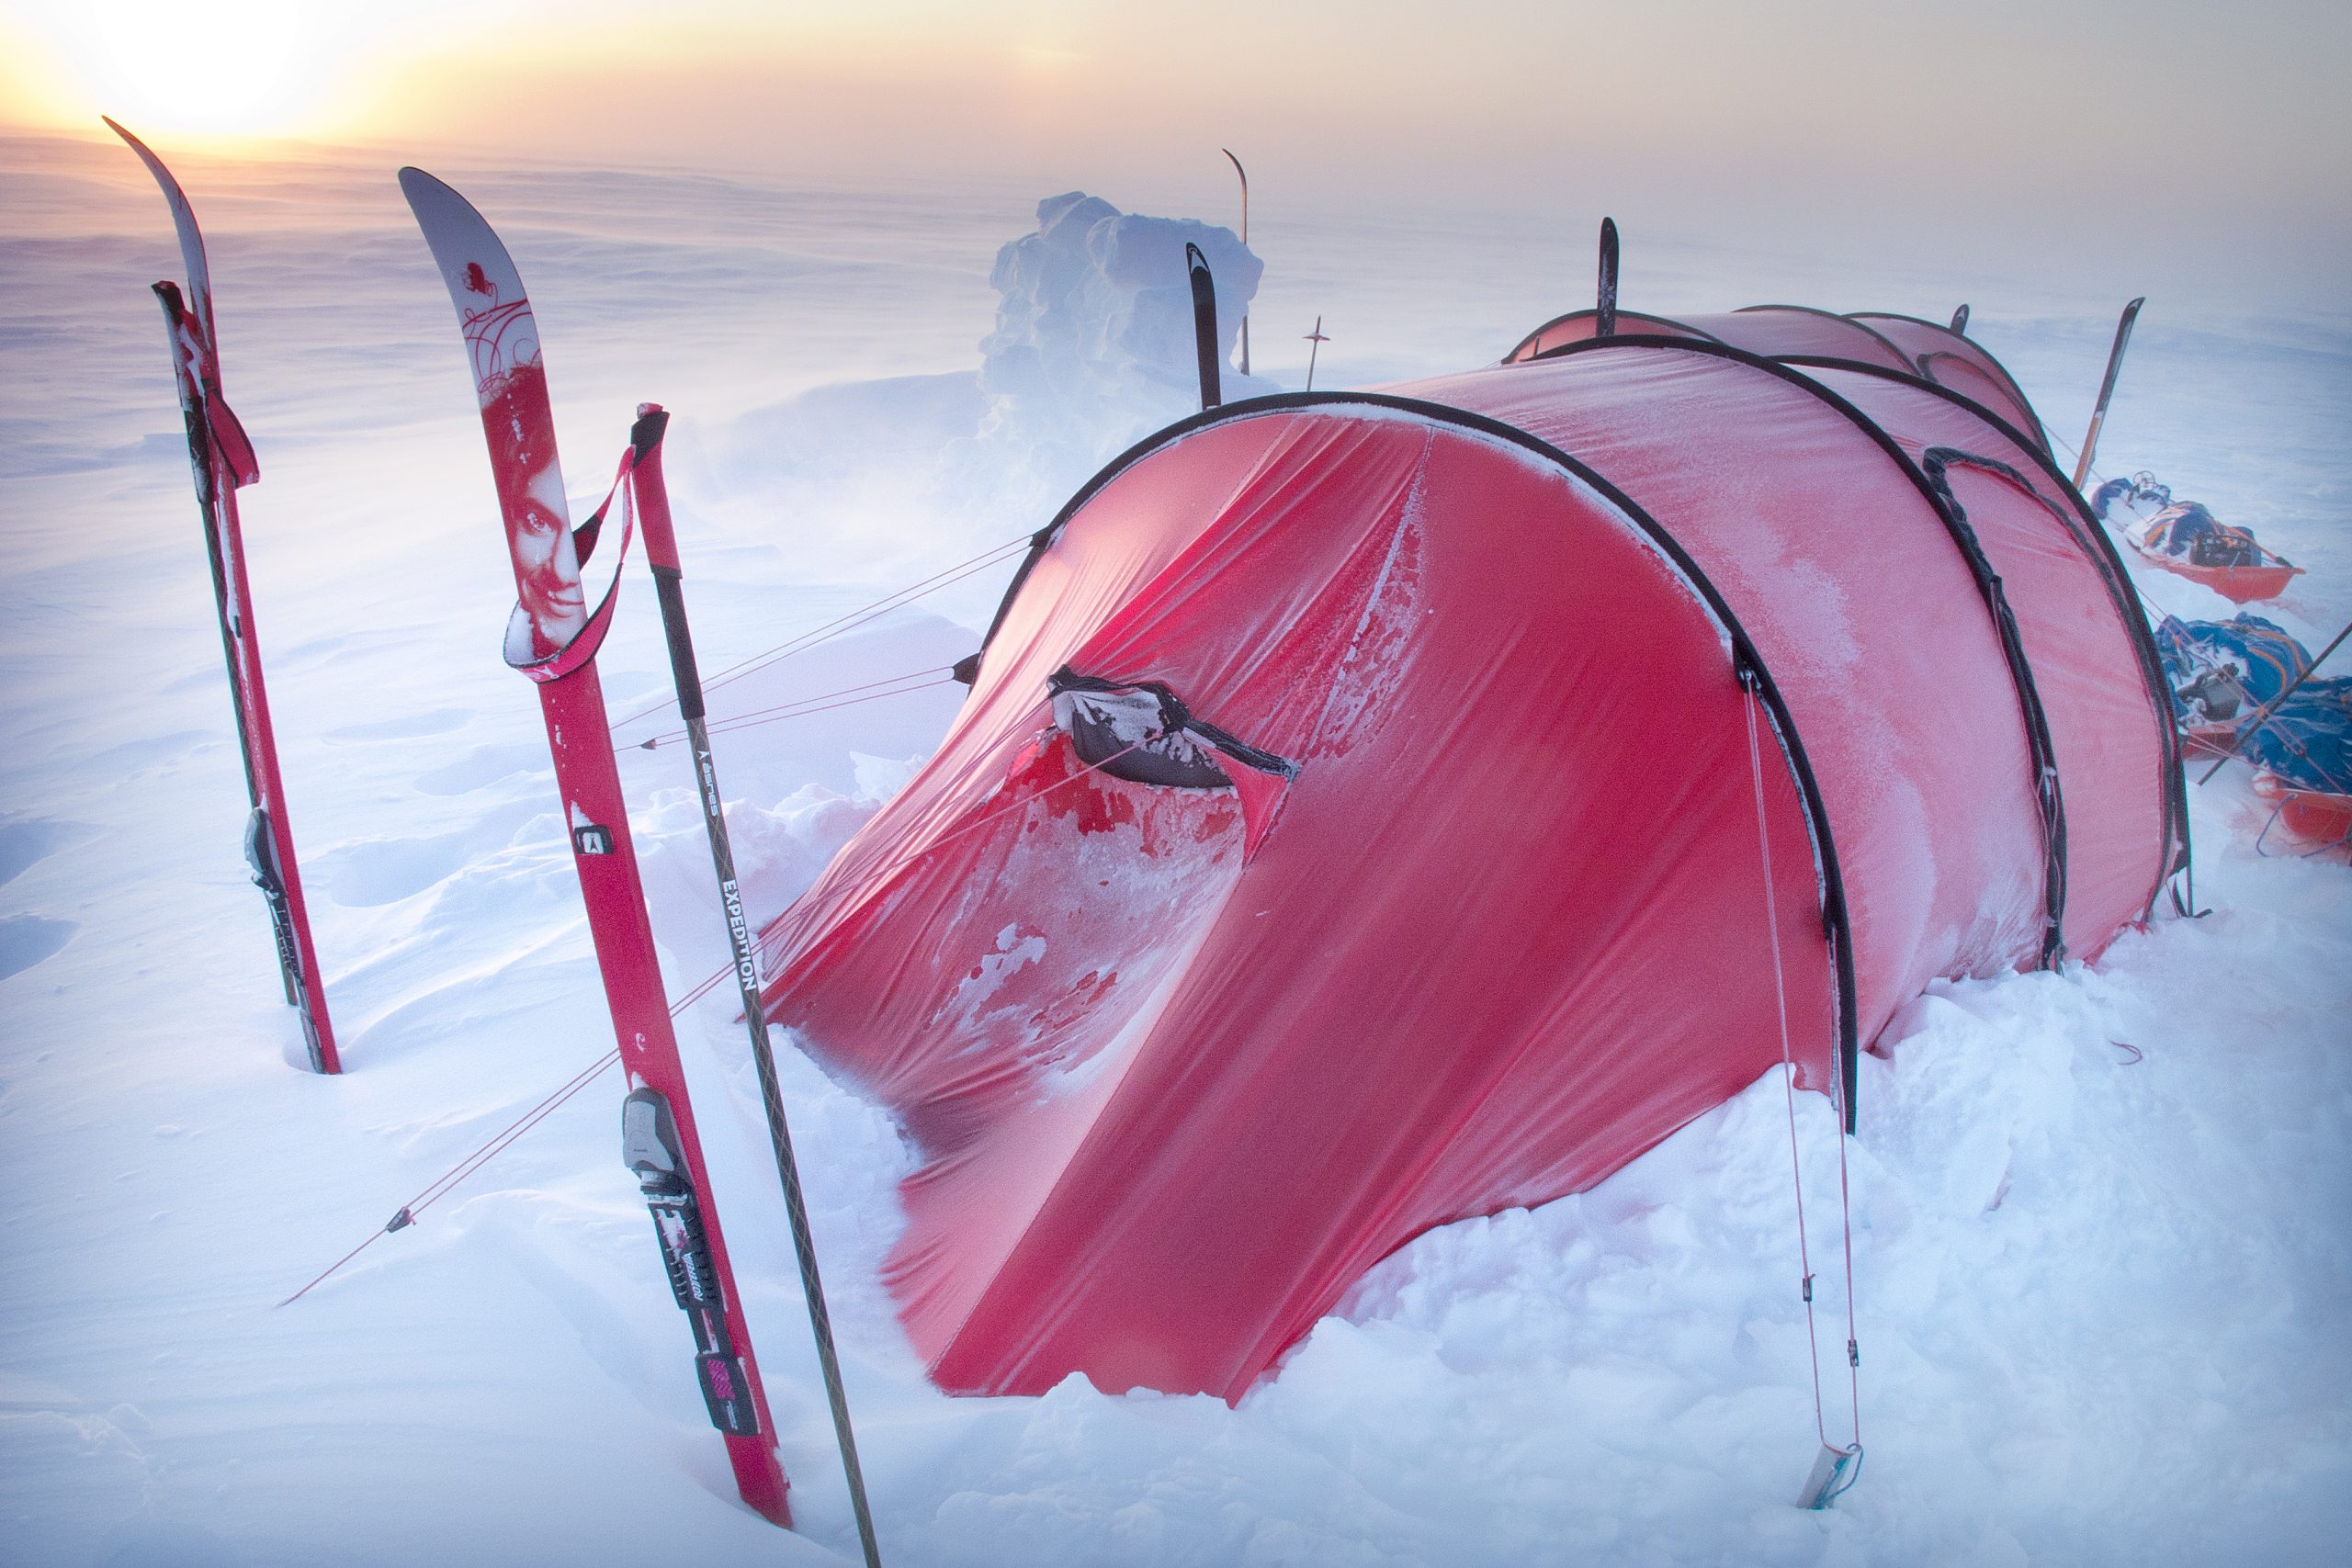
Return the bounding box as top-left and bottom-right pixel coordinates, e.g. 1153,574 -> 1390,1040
2073,297 -> 2144,491
1303,316 -> 1329,392
1222,148 -> 1250,376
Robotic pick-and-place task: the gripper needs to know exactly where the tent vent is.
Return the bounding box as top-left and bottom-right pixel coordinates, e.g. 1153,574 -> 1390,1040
1048,667 -> 1294,789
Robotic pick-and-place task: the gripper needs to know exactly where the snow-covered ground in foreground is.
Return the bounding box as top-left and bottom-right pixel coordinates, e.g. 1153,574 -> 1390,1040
2,130 -> 2348,1567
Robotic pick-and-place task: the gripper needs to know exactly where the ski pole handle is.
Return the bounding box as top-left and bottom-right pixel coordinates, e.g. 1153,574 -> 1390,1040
628,404 -> 707,723
629,403 -> 682,571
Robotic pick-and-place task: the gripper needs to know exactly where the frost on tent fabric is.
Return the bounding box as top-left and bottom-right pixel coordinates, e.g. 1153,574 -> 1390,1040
754,327 -> 2180,1408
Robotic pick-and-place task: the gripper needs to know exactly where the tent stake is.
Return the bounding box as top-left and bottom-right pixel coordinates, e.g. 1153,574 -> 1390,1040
1798,1441 -> 1864,1509
2193,616 -> 2352,785
1222,148 -> 1250,377
2072,297 -> 2144,490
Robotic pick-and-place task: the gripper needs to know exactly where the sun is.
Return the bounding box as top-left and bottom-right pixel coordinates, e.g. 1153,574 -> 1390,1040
6,0 -> 345,137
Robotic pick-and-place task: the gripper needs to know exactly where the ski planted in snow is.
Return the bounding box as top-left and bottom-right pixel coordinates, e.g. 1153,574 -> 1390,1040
629,406 -> 883,1567
1595,216 -> 1620,339
107,118 -> 341,1075
1186,242 -> 1222,411
398,165 -> 793,1529
1949,302 -> 1971,334
2072,296 -> 2144,491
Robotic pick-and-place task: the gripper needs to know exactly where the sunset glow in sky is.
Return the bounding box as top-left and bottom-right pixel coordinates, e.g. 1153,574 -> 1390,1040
5,0 -> 2349,310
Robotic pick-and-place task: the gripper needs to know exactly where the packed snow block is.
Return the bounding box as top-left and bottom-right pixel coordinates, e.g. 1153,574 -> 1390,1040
976,193 -> 1272,486
753,331 -> 2179,1405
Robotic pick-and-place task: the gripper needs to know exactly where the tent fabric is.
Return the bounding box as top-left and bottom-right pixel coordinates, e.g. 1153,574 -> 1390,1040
753,337 -> 2177,1407
1504,305 -> 2046,449
1776,360 -> 2178,958
1392,349 -> 2053,1010
1846,311 -> 2049,451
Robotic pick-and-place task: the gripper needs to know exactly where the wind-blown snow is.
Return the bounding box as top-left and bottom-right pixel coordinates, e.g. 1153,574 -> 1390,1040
0,130 -> 2346,1566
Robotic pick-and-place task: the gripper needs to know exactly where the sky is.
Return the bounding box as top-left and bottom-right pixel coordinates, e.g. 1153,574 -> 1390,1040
4,0 -> 2349,315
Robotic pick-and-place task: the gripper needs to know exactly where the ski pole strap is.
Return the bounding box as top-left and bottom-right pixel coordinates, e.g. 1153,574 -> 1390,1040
507,446 -> 640,682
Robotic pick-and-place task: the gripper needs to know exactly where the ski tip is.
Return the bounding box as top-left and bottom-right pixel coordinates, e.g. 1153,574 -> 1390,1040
101,115 -> 150,155
396,164 -> 454,204
103,116 -> 166,177
398,164 -> 487,224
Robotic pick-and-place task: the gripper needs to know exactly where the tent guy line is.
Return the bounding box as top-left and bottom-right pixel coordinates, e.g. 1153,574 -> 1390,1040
1743,668 -> 1862,1484
605,532 -> 1035,735
277,736 -> 1153,1311
625,665 -> 960,755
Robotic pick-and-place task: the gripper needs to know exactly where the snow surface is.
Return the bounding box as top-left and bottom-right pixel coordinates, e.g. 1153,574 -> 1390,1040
2,130 -> 2348,1566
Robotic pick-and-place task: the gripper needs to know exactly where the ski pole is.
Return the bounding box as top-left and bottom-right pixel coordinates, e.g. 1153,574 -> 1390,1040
628,405 -> 884,1568
2194,616 -> 2352,785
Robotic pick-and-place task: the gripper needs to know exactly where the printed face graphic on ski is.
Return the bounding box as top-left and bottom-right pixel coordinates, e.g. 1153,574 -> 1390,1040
453,252 -> 589,668
485,367 -> 587,659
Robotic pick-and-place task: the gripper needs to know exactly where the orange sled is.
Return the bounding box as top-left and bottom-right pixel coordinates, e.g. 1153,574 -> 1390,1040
2254,771 -> 2352,856
2128,520 -> 2301,604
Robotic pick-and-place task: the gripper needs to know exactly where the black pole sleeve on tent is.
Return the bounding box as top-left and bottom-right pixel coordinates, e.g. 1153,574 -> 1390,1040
1919,447 -> 2071,967
1186,243 -> 1221,411
967,386 -> 1869,1133
1596,218 -> 1619,339
1770,348 -> 2188,897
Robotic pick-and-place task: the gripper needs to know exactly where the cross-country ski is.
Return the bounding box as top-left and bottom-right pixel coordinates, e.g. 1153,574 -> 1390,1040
400,164 -> 794,1529
107,118 -> 341,1075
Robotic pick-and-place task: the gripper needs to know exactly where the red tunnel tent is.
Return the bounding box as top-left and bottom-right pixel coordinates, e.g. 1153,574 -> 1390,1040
753,330 -> 2186,1405
1505,303 -> 2049,454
